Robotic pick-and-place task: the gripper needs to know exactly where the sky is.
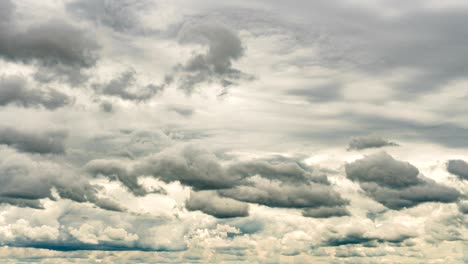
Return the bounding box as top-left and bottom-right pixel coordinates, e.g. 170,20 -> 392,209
0,0 -> 467,263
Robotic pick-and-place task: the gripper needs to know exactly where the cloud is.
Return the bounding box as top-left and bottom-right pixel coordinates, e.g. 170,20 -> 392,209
345,152 -> 421,189
219,177 -> 348,209
0,150 -> 121,211
0,75 -> 73,109
66,0 -> 149,33
359,181 -> 460,210
100,101 -> 114,113
167,105 -> 194,117
135,145 -> 240,190
286,83 -> 343,102
347,136 -> 399,150
85,159 -> 147,196
94,69 -> 163,101
68,223 -> 138,245
458,201 -> 468,214
227,157 -> 329,184
0,0 -> 99,84
0,127 -> 67,154
446,159 -> 468,180
86,145 -> 348,214
346,152 -> 461,209
322,218 -> 416,247
302,206 -> 350,218
169,24 -> 252,94
186,191 -> 249,218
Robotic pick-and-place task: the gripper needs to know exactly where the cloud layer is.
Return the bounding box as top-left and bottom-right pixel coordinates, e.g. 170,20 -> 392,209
0,0 -> 467,262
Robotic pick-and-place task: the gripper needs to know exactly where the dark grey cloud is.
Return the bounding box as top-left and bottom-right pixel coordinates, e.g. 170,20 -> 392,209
135,145 -> 241,190
0,0 -> 99,84
458,201 -> 468,214
359,181 -> 460,210
85,159 -> 147,196
346,152 -> 460,209
0,152 -> 121,211
94,69 -> 163,101
347,136 -> 399,151
87,145 -> 348,213
169,24 -> 252,94
0,197 -> 43,209
302,206 -> 350,218
227,158 -> 328,184
345,152 -> 421,189
324,232 -> 412,247
219,181 -> 348,209
186,191 -> 249,218
0,127 -> 67,154
0,75 -> 73,109
447,160 -> 468,180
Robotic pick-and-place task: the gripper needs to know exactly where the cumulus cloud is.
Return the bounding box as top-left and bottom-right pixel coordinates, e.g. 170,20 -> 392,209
347,136 -> 399,150
94,69 -> 163,101
0,127 -> 67,154
345,152 -> 460,209
322,218 -> 416,247
186,191 -> 249,218
0,0 -> 99,84
169,24 -> 252,94
446,159 -> 468,180
0,75 -> 73,109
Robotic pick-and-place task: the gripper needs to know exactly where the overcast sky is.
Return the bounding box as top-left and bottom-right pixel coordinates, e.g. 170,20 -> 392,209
0,0 -> 467,263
